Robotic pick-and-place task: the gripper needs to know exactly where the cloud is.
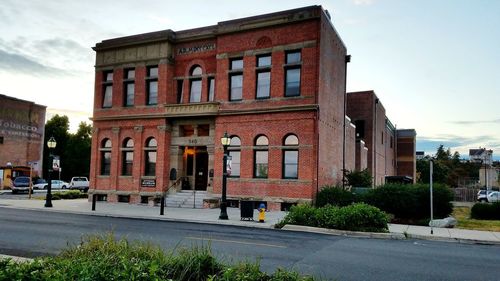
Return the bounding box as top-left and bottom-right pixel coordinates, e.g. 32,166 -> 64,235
417,134 -> 500,159
352,0 -> 375,5
450,118 -> 500,125
0,49 -> 70,77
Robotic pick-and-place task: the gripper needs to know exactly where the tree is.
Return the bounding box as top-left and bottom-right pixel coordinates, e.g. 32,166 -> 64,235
43,116 -> 92,180
345,169 -> 372,187
63,122 -> 92,179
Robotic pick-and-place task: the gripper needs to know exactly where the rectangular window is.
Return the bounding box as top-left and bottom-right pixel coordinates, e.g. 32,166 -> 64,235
284,50 -> 301,97
285,68 -> 300,97
283,150 -> 298,179
257,55 -> 271,67
180,125 -> 194,137
145,151 -> 156,176
256,71 -> 270,99
101,152 -> 111,175
231,58 -> 243,70
208,78 -> 215,101
124,69 -> 135,106
102,71 -> 113,108
229,151 -> 240,177
286,51 -> 301,64
0,136 -> 3,144
355,120 -> 365,139
177,80 -> 183,104
122,151 -> 133,176
197,124 -> 210,136
254,151 -> 268,178
189,79 -> 202,102
147,66 -> 158,105
230,74 -> 243,101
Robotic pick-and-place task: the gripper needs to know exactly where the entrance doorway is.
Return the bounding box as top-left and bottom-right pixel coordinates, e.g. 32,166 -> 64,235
182,146 -> 208,191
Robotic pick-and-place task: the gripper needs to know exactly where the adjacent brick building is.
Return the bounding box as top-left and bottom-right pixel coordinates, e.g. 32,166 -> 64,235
89,6 -> 415,209
0,94 -> 46,188
346,91 -> 416,185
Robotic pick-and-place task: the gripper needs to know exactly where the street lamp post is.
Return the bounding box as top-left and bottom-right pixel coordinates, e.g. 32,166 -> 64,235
45,136 -> 57,208
219,132 -> 231,220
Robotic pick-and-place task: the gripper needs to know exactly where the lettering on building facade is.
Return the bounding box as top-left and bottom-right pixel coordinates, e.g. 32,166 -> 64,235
177,43 -> 216,55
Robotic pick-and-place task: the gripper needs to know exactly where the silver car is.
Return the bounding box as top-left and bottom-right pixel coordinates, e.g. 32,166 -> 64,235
486,191 -> 500,203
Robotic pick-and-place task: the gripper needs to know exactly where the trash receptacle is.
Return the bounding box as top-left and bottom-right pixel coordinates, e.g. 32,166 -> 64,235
240,200 -> 254,221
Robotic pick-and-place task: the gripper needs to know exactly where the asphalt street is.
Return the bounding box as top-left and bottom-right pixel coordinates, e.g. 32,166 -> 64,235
0,207 -> 499,280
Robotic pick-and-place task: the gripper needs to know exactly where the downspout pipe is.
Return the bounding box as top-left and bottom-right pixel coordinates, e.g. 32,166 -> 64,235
342,55 -> 351,189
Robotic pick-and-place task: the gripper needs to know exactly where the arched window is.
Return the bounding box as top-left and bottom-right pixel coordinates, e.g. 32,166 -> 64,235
144,137 -> 157,176
121,138 -> 134,176
189,65 -> 202,103
228,136 -> 241,177
254,135 -> 268,178
283,134 -> 299,179
100,138 -> 112,175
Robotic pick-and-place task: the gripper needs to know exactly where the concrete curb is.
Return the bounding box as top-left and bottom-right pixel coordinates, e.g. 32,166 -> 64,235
282,225 -> 406,239
0,254 -> 33,263
282,224 -> 500,246
0,204 -> 277,230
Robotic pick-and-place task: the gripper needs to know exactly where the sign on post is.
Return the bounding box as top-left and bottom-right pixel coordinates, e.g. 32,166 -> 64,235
52,156 -> 60,172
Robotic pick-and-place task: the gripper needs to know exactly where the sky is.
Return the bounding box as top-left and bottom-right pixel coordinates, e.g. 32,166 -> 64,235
1,0 -> 499,159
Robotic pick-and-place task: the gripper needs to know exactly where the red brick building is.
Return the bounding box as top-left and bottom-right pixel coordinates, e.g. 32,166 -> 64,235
346,91 -> 416,186
89,6 -> 415,209
0,94 -> 46,188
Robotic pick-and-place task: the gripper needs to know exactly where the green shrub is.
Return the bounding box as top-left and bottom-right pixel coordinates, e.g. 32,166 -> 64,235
333,203 -> 388,232
471,202 -> 500,220
315,185 -> 358,207
276,204 -> 318,228
364,183 -> 453,220
345,169 -> 372,187
51,190 -> 88,200
0,234 -> 315,281
278,203 -> 388,233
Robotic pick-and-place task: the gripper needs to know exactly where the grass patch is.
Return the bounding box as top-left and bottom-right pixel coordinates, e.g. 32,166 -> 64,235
0,233 -> 315,281
453,207 -> 500,232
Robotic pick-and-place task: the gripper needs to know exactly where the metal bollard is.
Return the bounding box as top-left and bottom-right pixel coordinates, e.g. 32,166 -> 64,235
92,194 -> 97,211
160,196 -> 165,215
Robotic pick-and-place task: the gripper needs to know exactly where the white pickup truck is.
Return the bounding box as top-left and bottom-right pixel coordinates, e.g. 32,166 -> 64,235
69,177 -> 89,192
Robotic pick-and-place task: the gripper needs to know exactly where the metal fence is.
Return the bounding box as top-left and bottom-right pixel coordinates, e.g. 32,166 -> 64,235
453,188 -> 479,202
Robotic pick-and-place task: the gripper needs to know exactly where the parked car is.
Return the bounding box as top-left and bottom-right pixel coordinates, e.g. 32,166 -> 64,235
69,177 -> 89,192
33,180 -> 69,190
33,179 -> 47,190
11,176 -> 32,194
477,190 -> 492,202
486,191 -> 500,203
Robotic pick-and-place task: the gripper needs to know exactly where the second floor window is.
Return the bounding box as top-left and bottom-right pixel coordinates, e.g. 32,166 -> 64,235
147,66 -> 158,105
208,78 -> 215,101
102,71 -> 113,108
229,58 -> 243,101
256,55 -> 271,99
285,50 -> 301,97
124,69 -> 135,106
189,66 -> 202,103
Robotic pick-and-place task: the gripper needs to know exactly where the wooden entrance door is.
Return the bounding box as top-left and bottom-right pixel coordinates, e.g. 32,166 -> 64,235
194,151 -> 208,190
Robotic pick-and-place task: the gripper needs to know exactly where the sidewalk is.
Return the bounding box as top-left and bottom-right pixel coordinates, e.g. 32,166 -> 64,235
1,198 -> 499,245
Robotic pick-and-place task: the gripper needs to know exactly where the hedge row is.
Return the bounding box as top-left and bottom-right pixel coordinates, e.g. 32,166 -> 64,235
51,190 -> 88,200
315,184 -> 453,221
471,203 -> 500,220
278,203 -> 388,232
0,234 -> 314,281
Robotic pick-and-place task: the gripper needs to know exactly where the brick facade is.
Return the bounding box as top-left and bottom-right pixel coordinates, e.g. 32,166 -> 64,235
0,94 -> 46,189
89,6 -> 415,209
347,91 -> 416,186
